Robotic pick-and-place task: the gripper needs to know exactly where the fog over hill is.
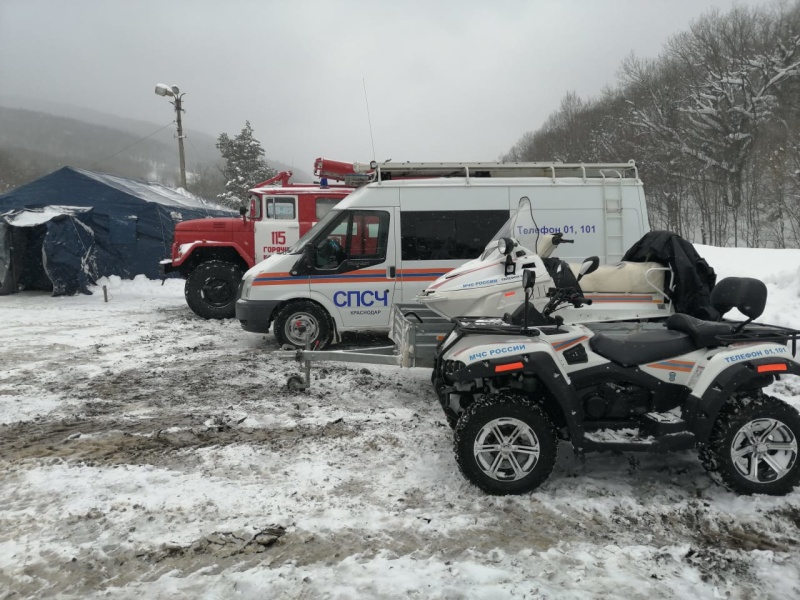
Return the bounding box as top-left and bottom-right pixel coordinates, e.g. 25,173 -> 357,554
0,96 -> 313,192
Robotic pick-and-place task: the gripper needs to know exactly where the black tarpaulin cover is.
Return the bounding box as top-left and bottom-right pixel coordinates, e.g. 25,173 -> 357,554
0,167 -> 234,295
621,230 -> 719,320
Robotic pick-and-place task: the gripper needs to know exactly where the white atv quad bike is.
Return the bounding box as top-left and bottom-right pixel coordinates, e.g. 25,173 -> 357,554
419,197 -> 678,324
433,263 -> 800,496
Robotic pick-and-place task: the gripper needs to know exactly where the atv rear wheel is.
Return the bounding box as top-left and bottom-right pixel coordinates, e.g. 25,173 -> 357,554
273,300 -> 333,349
702,393 -> 800,496
185,261 -> 244,319
455,391 -> 557,495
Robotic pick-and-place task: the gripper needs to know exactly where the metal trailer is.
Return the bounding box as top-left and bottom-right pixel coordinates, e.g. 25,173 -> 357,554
277,302 -> 670,390
278,303 -> 455,390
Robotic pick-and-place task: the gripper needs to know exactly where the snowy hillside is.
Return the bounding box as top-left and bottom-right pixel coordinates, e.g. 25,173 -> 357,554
1,244 -> 800,599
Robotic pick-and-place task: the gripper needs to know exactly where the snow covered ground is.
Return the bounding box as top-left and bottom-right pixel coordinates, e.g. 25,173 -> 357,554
2,245 -> 800,599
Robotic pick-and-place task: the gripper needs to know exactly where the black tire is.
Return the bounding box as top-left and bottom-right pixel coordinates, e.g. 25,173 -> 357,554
184,261 -> 244,319
272,300 -> 333,349
454,391 -> 558,495
444,411 -> 459,430
701,393 -> 800,496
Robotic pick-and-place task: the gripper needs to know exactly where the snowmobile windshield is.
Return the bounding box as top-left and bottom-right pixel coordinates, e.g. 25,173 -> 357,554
480,197 -> 540,259
288,209 -> 341,254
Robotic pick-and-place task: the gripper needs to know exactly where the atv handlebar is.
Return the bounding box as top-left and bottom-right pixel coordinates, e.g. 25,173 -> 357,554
551,233 -> 574,245
543,287 -> 591,316
572,296 -> 592,308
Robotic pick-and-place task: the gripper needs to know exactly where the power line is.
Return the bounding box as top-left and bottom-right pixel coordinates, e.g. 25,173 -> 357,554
363,78 -> 376,161
89,121 -> 175,170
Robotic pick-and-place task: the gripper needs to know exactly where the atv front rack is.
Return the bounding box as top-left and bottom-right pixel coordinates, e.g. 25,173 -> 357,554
450,317 -> 546,337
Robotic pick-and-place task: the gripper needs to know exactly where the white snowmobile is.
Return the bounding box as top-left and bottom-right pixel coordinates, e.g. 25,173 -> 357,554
433,264 -> 800,496
418,197 -> 683,325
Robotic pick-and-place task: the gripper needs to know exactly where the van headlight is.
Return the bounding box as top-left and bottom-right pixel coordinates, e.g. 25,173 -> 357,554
240,275 -> 253,300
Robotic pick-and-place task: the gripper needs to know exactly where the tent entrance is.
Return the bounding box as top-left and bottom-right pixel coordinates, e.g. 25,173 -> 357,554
0,223 -> 41,295
0,216 -> 96,296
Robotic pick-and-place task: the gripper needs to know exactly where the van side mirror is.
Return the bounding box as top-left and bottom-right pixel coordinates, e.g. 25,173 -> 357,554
522,269 -> 536,290
577,256 -> 600,281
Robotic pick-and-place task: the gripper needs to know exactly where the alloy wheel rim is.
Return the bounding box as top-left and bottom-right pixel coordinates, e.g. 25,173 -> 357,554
473,417 -> 540,481
731,417 -> 798,483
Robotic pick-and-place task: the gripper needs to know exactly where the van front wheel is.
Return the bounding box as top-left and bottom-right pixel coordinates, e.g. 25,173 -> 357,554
273,301 -> 333,349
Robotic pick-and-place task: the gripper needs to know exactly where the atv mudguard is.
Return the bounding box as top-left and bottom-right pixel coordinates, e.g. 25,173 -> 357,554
450,349 -> 587,451
684,357 -> 800,443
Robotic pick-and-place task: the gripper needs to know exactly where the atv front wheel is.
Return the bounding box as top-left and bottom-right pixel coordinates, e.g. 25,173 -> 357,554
185,261 -> 243,319
703,393 -> 800,496
455,391 -> 558,495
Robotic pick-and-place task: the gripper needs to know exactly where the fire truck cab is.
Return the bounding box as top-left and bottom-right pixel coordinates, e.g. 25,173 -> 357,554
160,162 -> 357,319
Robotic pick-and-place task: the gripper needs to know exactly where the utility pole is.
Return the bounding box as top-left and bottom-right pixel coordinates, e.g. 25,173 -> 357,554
155,83 -> 187,189
174,93 -> 187,189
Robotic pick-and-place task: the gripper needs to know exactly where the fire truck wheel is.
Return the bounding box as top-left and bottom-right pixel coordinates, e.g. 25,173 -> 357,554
273,301 -> 333,349
184,261 -> 244,320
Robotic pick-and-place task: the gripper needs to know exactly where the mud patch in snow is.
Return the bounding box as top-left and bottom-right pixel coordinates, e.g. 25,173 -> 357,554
1,281 -> 800,598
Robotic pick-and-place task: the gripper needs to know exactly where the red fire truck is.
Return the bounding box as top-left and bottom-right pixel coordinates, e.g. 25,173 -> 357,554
160,159 -> 367,319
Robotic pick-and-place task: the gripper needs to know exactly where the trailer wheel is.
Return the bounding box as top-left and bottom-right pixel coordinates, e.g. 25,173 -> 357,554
273,301 -> 333,349
702,393 -> 800,496
455,391 -> 558,495
185,260 -> 243,319
287,375 -> 307,392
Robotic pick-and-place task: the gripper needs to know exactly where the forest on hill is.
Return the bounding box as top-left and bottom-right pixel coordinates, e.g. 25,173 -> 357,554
505,2 -> 800,248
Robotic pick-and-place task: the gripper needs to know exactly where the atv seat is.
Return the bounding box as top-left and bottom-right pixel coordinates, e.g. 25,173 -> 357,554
665,313 -> 734,347
664,277 -> 766,346
589,330 -> 697,368
589,277 -> 769,367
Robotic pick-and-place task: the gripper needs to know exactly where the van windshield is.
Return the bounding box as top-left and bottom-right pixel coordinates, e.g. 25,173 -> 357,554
289,209 -> 341,254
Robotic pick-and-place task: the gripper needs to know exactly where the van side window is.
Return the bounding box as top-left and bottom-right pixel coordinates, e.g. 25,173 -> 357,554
401,210 -> 508,260
313,209 -> 390,270
315,198 -> 340,220
265,196 -> 296,220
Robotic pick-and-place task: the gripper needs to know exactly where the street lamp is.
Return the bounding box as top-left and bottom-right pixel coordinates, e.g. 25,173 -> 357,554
155,83 -> 187,189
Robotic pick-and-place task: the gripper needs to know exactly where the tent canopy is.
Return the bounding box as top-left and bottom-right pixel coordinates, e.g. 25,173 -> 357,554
0,167 -> 234,295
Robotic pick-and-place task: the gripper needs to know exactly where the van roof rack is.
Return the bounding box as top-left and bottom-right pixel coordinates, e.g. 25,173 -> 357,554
364,160 -> 639,182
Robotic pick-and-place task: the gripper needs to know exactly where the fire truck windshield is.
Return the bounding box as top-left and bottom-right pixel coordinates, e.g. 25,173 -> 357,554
288,209 -> 341,254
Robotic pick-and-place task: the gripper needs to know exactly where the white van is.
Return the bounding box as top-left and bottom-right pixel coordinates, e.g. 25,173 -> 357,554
235,161 -> 650,347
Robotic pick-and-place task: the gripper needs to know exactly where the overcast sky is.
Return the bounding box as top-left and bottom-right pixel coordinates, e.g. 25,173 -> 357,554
0,0 -> 771,174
